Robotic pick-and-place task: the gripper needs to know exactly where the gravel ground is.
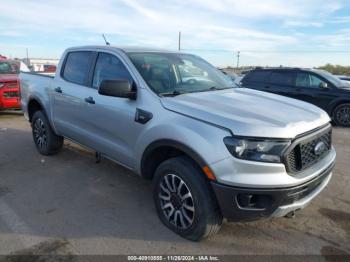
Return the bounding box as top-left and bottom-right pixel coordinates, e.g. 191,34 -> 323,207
0,111 -> 349,259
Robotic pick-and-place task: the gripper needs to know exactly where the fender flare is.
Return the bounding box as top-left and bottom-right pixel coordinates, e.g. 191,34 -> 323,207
140,139 -> 208,179
27,96 -> 46,121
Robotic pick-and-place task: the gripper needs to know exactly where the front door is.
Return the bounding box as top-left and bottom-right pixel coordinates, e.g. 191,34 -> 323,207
295,72 -> 336,111
79,52 -> 142,167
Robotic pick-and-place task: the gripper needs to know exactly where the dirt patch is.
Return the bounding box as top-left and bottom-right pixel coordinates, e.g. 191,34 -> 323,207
0,239 -> 75,262
0,186 -> 11,197
319,208 -> 350,235
321,246 -> 350,262
46,209 -> 57,214
337,198 -> 350,206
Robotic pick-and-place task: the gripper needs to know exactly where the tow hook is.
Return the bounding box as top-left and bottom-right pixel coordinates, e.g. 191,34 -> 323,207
285,211 -> 295,218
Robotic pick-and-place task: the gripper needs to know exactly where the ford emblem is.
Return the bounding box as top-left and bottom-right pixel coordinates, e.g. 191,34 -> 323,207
314,141 -> 327,156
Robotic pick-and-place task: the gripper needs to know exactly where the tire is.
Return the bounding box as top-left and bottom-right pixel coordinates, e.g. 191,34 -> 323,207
31,111 -> 63,155
332,103 -> 350,127
153,156 -> 222,241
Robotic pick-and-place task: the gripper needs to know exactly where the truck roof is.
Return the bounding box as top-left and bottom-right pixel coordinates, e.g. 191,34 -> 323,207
66,45 -> 181,54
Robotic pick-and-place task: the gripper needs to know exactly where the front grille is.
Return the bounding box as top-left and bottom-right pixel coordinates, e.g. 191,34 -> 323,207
285,126 -> 332,174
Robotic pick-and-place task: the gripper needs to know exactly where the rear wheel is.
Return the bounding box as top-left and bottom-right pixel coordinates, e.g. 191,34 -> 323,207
333,103 -> 350,127
153,156 -> 222,241
31,111 -> 63,155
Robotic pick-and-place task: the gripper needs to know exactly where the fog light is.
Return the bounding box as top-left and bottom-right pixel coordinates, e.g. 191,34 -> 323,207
236,194 -> 273,210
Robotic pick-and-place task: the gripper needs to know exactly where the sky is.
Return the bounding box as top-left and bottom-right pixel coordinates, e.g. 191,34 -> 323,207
1,0 -> 350,67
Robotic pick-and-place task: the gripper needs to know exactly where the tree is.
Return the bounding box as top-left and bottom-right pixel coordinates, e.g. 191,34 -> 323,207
317,64 -> 350,75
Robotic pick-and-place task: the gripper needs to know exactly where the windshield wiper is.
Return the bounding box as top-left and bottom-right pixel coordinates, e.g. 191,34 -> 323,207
160,90 -> 185,97
191,86 -> 233,93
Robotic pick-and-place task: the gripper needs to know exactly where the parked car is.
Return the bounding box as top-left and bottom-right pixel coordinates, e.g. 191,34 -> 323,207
20,46 -> 335,240
241,68 -> 350,127
0,60 -> 21,110
219,69 -> 244,85
335,75 -> 350,83
43,64 -> 57,73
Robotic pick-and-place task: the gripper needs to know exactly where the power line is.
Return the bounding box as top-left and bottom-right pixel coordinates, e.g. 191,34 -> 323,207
181,48 -> 350,53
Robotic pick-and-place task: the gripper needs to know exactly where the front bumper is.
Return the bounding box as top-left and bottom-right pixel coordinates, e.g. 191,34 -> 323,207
211,161 -> 334,222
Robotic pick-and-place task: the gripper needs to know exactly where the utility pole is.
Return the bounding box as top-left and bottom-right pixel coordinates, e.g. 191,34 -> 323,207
236,51 -> 240,68
178,31 -> 181,51
26,48 -> 29,63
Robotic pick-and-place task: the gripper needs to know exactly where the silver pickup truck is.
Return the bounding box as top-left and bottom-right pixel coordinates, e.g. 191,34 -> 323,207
20,46 -> 336,241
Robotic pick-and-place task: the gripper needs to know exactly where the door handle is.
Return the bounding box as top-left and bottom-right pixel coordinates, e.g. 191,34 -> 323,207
55,87 -> 62,93
84,96 -> 95,104
264,86 -> 270,89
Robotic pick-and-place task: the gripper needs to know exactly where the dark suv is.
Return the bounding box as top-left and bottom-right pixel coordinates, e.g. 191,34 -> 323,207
241,68 -> 350,126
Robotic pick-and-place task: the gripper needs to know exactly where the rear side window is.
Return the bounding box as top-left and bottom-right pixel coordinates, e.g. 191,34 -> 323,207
62,51 -> 93,85
243,70 -> 270,83
92,53 -> 133,89
270,71 -> 295,86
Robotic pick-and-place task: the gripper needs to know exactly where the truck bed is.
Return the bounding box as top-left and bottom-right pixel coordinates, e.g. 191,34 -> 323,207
20,71 -> 55,120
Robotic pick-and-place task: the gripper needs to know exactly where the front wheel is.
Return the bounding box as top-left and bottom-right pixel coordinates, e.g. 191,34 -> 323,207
333,103 -> 350,127
153,156 -> 222,241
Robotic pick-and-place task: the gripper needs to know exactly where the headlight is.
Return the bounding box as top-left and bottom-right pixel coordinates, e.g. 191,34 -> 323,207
0,83 -> 4,89
223,137 -> 291,163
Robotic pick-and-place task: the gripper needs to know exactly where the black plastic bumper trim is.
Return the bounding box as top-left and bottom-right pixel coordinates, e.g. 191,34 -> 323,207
211,161 -> 335,222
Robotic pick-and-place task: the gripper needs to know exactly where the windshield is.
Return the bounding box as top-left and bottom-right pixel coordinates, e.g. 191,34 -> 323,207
127,52 -> 235,96
315,69 -> 345,87
0,61 -> 19,74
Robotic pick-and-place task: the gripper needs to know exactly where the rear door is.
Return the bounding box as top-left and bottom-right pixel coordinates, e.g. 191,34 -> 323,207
51,50 -> 95,143
241,70 -> 271,91
266,70 -> 298,98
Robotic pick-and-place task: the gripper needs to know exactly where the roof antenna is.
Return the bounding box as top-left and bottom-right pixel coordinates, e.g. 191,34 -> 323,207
102,34 -> 110,46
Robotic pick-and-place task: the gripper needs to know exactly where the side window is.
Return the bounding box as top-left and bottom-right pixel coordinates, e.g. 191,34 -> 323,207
296,73 -> 324,88
296,72 -> 310,87
310,74 -> 324,88
270,71 -> 295,86
92,53 -> 133,89
62,51 -> 93,85
244,70 -> 270,83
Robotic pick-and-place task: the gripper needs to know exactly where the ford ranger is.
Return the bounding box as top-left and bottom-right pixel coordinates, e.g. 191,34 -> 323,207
20,46 -> 336,241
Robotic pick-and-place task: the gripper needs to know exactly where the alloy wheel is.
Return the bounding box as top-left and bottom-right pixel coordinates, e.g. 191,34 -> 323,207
33,118 -> 47,149
158,174 -> 195,229
336,106 -> 350,126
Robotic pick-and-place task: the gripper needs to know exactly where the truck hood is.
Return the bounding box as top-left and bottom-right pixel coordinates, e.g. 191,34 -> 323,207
161,88 -> 330,139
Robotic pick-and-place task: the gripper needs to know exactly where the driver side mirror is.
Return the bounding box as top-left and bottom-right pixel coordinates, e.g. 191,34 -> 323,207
319,82 -> 328,89
98,79 -> 137,100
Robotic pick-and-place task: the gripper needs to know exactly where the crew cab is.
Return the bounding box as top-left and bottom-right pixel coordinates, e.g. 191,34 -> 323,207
20,46 -> 336,240
241,68 -> 350,126
0,60 -> 21,110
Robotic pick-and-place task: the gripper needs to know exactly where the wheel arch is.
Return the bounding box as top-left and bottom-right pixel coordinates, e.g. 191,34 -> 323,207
27,97 -> 46,122
329,99 -> 350,117
140,139 -> 211,180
